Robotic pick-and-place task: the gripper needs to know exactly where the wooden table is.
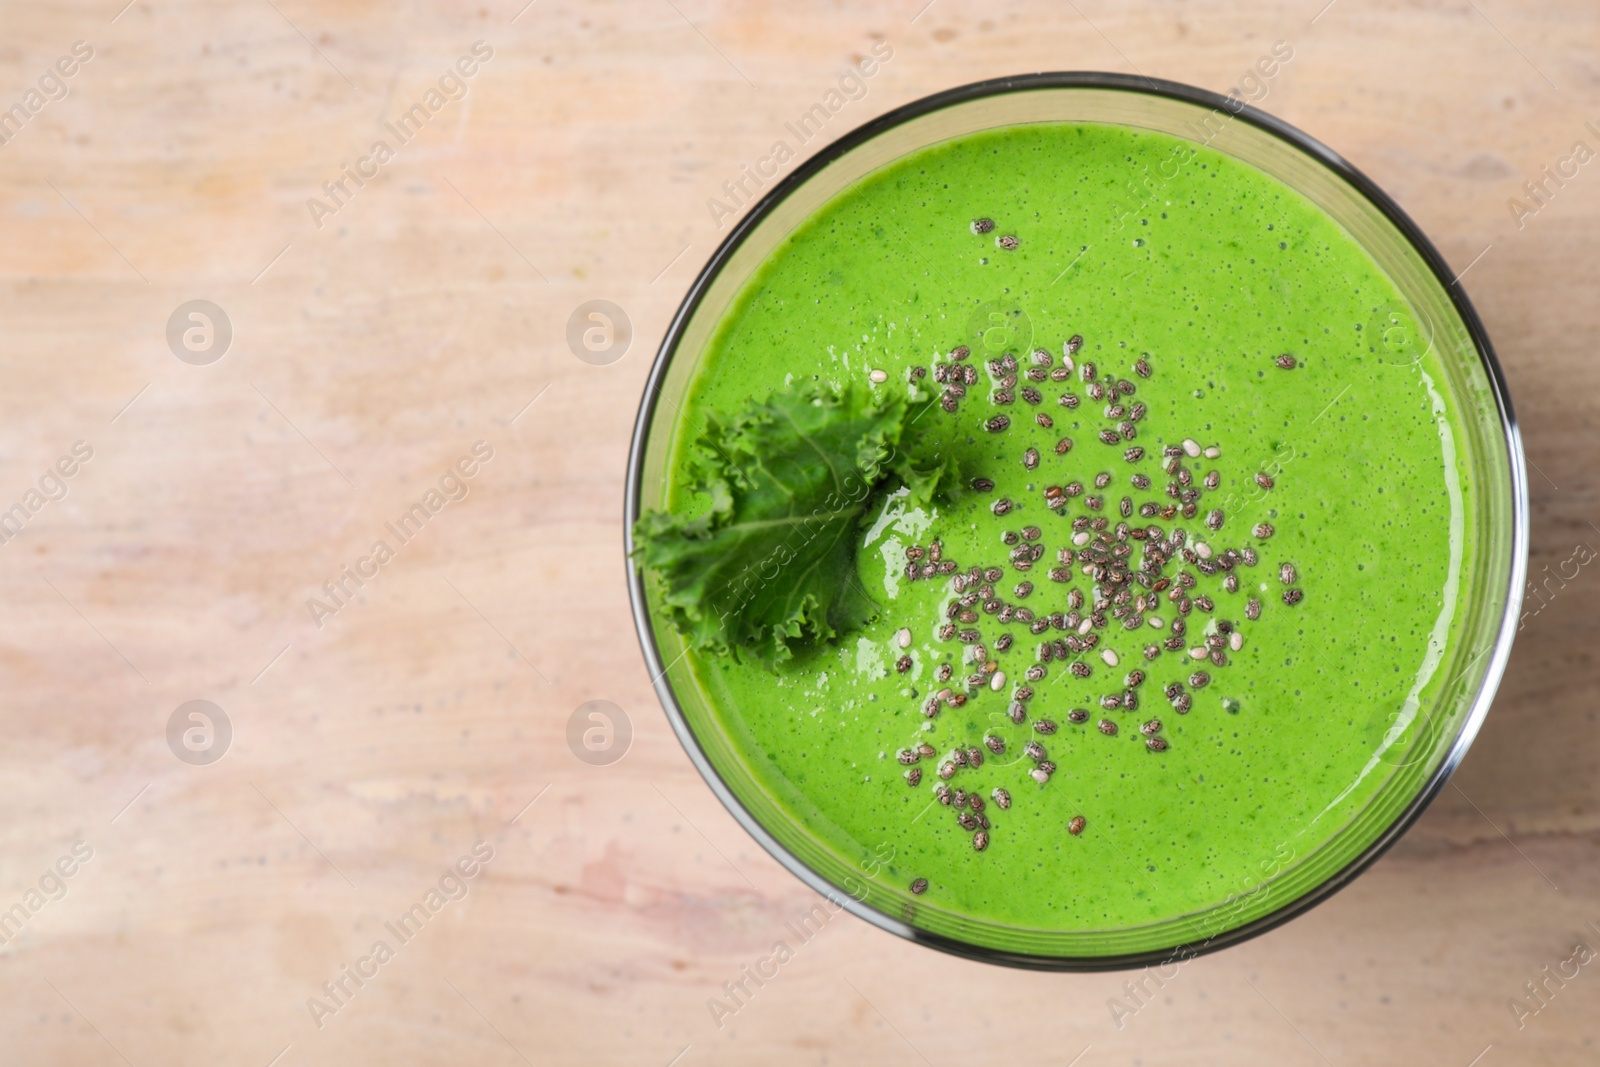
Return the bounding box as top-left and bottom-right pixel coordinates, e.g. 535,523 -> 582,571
1,1 -> 1595,1063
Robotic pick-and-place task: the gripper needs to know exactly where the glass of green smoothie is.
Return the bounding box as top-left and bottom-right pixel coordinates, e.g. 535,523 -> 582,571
626,73 -> 1526,969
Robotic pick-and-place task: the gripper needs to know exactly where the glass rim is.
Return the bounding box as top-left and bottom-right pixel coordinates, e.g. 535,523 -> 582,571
623,71 -> 1530,971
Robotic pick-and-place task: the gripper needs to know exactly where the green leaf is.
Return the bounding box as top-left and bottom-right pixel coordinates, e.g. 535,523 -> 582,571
635,385 -> 957,669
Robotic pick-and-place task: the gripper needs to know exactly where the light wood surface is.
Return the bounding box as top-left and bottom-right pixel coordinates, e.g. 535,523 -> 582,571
1,1 -> 1597,1063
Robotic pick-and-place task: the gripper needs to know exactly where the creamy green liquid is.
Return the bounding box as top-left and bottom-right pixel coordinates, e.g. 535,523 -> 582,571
651,122 -> 1474,945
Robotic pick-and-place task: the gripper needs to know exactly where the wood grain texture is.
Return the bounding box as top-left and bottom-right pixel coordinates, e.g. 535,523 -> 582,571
0,0 -> 1596,1063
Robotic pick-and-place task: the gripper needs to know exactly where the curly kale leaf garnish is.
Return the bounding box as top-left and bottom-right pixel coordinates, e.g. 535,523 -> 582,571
634,385 -> 957,669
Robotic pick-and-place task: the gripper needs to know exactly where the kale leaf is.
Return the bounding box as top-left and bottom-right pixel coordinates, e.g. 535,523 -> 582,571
634,385 -> 956,669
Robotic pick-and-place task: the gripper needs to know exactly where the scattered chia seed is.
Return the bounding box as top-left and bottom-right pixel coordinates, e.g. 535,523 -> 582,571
853,327 -> 1316,865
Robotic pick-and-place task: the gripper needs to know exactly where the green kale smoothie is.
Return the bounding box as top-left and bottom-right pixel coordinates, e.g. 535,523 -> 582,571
643,121 -> 1476,949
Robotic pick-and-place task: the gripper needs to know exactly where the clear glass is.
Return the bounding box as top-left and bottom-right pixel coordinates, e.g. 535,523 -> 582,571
625,74 -> 1527,969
